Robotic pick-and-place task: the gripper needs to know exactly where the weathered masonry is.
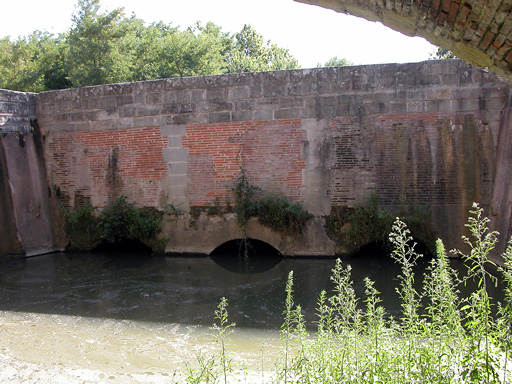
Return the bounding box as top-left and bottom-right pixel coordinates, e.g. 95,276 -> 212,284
296,0 -> 512,82
1,59 -> 511,257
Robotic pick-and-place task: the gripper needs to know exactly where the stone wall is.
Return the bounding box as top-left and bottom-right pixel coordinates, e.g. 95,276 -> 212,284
34,59 -> 511,256
0,90 -> 56,256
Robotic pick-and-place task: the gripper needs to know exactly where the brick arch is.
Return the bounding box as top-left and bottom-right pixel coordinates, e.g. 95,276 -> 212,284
296,0 -> 512,81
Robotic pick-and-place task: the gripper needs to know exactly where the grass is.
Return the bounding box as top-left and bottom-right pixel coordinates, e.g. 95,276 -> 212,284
185,203 -> 512,383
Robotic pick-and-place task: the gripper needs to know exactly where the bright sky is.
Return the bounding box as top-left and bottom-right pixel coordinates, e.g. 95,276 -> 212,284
1,0 -> 437,69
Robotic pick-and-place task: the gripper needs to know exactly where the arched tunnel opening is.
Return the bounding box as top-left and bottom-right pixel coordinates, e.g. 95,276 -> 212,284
352,237 -> 435,261
210,238 -> 283,273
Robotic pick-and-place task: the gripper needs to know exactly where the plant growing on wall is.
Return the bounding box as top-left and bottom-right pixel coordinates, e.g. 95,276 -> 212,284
64,195 -> 162,252
231,170 -> 311,240
64,202 -> 102,250
325,192 -> 436,256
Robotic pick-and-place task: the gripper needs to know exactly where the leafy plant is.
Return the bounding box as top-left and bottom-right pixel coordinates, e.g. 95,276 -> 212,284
64,195 -> 161,252
183,203 -> 512,383
99,196 -> 159,243
232,169 -> 311,239
326,192 -> 436,256
454,203 -> 500,383
64,201 -> 101,250
255,194 -> 311,239
213,297 -> 236,384
389,217 -> 423,334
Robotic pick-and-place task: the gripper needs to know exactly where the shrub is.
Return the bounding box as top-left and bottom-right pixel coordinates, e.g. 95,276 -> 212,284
232,170 -> 311,239
64,196 -> 161,252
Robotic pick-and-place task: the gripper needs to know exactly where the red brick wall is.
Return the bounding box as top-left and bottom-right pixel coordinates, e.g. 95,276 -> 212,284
182,119 -> 306,206
48,126 -> 168,207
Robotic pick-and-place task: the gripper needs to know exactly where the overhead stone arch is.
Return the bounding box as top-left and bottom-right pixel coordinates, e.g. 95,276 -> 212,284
296,0 -> 512,81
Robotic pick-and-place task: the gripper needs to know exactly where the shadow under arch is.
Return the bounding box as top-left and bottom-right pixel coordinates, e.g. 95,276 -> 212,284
352,237 -> 435,261
210,238 -> 283,274
91,238 -> 153,255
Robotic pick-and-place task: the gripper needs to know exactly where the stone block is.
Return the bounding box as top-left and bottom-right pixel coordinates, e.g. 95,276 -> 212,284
161,124 -> 187,137
208,111 -> 231,123
274,108 -> 303,119
254,110 -> 273,121
167,135 -> 183,148
232,110 -> 253,121
167,174 -> 189,186
163,148 -> 189,163
228,86 -> 250,100
167,162 -> 188,174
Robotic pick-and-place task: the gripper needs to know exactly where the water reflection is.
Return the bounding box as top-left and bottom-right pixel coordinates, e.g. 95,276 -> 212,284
0,250 -> 505,329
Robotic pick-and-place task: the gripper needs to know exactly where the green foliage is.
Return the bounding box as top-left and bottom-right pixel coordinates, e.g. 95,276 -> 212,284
64,202 -> 101,250
325,192 -> 436,256
224,24 -> 299,73
497,239 -> 512,383
64,195 -> 161,251
0,32 -> 67,92
185,203 -> 512,383
430,47 -> 456,59
232,169 -> 260,228
0,2 -> 299,91
254,194 -> 311,238
454,203 -> 501,383
423,239 -> 463,337
99,196 -> 160,243
325,193 -> 394,252
186,297 -> 236,384
389,217 -> 423,334
213,297 -> 236,384
232,170 -> 311,239
64,0 -> 139,86
317,56 -> 354,67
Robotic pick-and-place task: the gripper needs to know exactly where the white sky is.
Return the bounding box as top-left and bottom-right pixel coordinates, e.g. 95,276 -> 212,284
0,0 -> 437,69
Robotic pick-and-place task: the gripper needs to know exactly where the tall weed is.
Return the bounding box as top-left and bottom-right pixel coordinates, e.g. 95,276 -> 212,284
184,203 -> 512,383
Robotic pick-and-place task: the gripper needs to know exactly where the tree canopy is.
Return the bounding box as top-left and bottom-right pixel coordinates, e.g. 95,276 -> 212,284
0,0 -> 300,92
317,56 -> 354,68
429,47 -> 455,60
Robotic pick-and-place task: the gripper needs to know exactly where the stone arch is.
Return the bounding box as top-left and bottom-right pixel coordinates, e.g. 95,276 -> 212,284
295,0 -> 512,81
210,238 -> 283,273
204,217 -> 291,256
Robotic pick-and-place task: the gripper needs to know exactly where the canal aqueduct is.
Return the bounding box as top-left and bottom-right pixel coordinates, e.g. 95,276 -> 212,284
1,0 -> 512,259
2,59 -> 511,258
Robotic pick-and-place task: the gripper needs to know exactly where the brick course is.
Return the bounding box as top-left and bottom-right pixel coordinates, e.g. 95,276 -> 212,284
181,119 -> 306,206
47,126 -> 168,207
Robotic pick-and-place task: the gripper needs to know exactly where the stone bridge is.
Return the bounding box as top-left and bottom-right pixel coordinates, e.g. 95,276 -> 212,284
1,60 -> 511,258
296,0 -> 512,82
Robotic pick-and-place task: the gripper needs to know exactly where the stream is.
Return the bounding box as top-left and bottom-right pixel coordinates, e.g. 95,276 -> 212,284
0,249 -> 505,382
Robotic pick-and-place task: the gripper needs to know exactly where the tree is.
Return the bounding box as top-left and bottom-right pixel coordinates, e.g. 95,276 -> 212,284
64,0 -> 140,86
224,24 -> 299,73
0,1 -> 301,91
0,33 -> 47,92
430,47 -> 455,59
317,56 -> 353,68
